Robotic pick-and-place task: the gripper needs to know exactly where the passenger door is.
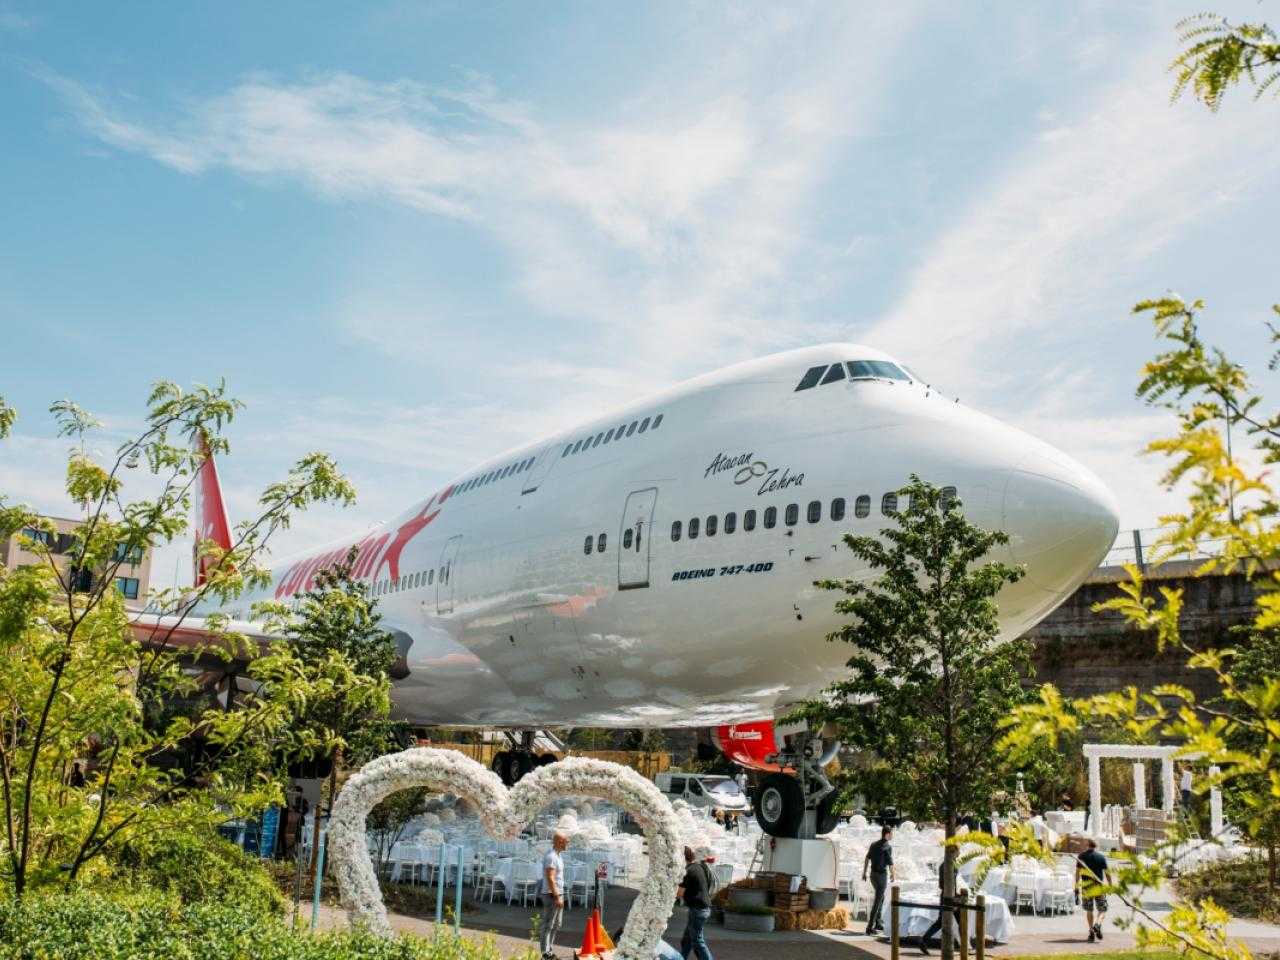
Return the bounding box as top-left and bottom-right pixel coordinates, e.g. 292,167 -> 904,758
618,488 -> 657,590
521,445 -> 560,495
436,536 -> 462,614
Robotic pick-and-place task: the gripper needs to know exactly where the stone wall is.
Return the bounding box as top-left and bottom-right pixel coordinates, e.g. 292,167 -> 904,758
1022,560 -> 1260,701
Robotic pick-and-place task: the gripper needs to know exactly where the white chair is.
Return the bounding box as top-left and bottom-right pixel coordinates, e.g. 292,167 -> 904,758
485,858 -> 513,903
510,859 -> 540,907
567,863 -> 591,909
1046,872 -> 1074,915
1011,871 -> 1039,915
837,860 -> 858,904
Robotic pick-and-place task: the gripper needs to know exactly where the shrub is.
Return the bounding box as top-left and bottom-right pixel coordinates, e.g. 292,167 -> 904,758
108,829 -> 286,917
0,891 -> 532,960
1176,855 -> 1279,924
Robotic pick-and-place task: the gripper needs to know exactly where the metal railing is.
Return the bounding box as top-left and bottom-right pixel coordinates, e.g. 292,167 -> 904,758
1101,526 -> 1243,570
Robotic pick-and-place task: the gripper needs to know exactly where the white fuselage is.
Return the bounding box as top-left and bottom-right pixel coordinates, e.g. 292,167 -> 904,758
225,344 -> 1119,729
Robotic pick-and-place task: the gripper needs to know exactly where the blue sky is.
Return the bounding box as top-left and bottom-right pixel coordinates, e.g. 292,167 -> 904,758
2,2 -> 1278,586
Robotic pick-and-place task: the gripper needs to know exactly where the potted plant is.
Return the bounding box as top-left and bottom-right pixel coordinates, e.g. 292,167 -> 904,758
724,905 -> 776,933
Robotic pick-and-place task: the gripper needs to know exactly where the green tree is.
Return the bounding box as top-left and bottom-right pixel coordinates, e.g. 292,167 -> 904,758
1170,14 -> 1280,111
1001,299 -> 1280,960
260,547 -> 396,863
0,383 -> 355,899
803,476 -> 1025,960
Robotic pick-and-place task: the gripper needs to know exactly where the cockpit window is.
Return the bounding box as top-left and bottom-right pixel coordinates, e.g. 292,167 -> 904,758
848,360 -> 909,381
820,363 -> 846,385
795,365 -> 827,391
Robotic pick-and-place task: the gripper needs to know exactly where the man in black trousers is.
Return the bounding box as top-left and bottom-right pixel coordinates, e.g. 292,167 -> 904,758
862,826 -> 895,936
919,859 -> 969,955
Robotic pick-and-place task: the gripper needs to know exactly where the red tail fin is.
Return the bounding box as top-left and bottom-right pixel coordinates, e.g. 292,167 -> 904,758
192,432 -> 233,587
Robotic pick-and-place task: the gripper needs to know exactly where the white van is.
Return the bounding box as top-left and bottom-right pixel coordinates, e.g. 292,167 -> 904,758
654,771 -> 751,812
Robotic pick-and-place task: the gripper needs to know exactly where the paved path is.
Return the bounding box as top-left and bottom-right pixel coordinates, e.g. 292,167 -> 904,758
313,880 -> 1280,959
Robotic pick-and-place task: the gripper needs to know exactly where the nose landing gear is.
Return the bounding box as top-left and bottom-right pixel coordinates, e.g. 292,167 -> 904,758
751,728 -> 842,838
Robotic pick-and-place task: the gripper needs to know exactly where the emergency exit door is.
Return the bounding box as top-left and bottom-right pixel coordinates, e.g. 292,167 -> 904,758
618,488 -> 657,590
436,536 -> 462,614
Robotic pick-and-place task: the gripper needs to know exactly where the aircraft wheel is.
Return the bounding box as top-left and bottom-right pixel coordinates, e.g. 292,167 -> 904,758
815,792 -> 841,836
753,773 -> 804,838
492,750 -> 512,786
510,751 -> 536,782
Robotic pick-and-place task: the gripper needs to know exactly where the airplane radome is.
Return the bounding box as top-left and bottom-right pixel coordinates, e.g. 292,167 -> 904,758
182,343 -> 1119,832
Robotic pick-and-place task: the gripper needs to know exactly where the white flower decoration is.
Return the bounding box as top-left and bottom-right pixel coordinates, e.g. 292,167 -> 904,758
329,748 -> 683,960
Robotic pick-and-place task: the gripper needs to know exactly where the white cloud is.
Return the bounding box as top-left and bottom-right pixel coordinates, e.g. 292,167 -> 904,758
860,49 -> 1280,404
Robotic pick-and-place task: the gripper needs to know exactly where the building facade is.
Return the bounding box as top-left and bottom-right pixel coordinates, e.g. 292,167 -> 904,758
0,514 -> 153,603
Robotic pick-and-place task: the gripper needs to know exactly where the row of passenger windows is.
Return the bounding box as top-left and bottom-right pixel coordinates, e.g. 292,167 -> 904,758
368,562 -> 452,597
670,487 -> 957,541
454,456 -> 537,497
562,413 -> 664,459
794,360 -> 913,392
583,532 -> 607,555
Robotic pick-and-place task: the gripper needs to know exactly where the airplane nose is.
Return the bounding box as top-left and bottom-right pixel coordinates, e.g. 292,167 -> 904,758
1001,448 -> 1120,595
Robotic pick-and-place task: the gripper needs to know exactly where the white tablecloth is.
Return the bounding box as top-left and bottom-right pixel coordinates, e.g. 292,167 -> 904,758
880,889 -> 1015,944
981,866 -> 1053,912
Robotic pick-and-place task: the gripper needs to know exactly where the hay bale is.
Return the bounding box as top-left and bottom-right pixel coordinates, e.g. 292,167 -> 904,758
770,906 -> 850,932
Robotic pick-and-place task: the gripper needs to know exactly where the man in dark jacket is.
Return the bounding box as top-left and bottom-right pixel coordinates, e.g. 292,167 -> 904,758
675,846 -> 714,960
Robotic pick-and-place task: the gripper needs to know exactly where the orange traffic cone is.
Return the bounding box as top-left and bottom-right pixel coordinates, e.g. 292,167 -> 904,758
594,910 -> 615,952
575,909 -> 601,958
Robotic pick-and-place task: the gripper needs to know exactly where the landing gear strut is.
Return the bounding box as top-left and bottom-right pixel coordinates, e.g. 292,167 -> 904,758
751,726 -> 841,839
491,731 -> 561,787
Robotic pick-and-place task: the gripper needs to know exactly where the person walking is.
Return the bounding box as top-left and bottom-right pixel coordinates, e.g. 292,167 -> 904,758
676,846 -> 714,960
862,826 -> 895,936
1180,765 -> 1194,813
919,859 -> 967,955
1076,838 -> 1113,943
538,830 -> 568,959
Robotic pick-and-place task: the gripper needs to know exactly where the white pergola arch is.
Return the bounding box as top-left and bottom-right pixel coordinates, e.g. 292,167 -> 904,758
1082,743 -> 1223,838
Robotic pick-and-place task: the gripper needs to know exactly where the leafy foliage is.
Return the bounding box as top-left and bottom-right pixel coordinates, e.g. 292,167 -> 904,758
0,890 -> 528,960
1170,14 -> 1280,110
0,382 -> 357,898
1001,299 -> 1280,958
801,476 -> 1026,958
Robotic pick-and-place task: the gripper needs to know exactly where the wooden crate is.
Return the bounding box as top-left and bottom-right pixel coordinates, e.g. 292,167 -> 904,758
773,892 -> 810,913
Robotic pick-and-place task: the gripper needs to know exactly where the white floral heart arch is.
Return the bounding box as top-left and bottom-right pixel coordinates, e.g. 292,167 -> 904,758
329,748 -> 684,960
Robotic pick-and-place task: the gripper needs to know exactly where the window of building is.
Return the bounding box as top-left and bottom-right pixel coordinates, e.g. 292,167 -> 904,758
941,485 -> 958,507
820,363 -> 846,385
705,514 -> 717,537
688,517 -> 700,539
626,420 -> 639,436
597,533 -> 606,553
831,498 -> 846,521
763,506 -> 777,529
623,529 -> 634,549
744,509 -> 757,532
114,576 -> 139,600
795,365 -> 826,391
671,520 -> 682,542
112,543 -> 144,564
639,416 -> 651,433
652,414 -> 663,429
785,503 -> 799,526
855,494 -> 870,518
724,511 -> 736,534
584,536 -> 593,555
881,492 -> 898,515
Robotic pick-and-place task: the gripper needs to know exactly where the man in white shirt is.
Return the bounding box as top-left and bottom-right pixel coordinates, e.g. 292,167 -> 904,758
538,830 -> 569,959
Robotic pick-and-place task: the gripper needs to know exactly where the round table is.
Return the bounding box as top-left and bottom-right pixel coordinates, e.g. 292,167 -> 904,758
880,888 -> 1015,944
